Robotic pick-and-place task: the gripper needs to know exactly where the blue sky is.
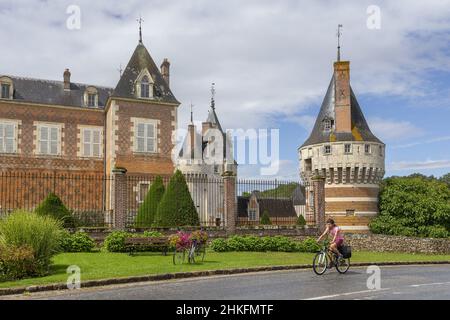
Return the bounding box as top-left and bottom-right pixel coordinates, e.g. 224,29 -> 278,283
0,0 -> 449,180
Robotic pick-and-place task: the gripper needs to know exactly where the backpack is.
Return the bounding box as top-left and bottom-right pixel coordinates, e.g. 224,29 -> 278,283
339,245 -> 352,259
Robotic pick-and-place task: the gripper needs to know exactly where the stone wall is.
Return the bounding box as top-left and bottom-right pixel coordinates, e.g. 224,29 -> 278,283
345,233 -> 450,254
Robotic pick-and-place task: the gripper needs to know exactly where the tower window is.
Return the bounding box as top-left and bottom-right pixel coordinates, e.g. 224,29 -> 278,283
1,84 -> 10,99
365,144 -> 371,154
87,94 -> 96,107
141,76 -> 150,98
324,145 -> 331,154
379,145 -> 383,156
323,118 -> 334,131
344,144 -> 352,154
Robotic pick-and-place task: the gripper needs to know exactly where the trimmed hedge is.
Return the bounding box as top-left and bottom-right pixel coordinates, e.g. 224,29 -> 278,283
260,210 -> 272,225
155,170 -> 199,227
103,231 -> 164,253
210,236 -> 320,253
35,193 -> 76,228
296,215 -> 306,227
135,176 -> 165,228
60,231 -> 96,252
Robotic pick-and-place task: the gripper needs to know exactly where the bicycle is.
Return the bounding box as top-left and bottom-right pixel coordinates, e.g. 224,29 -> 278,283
312,240 -> 350,275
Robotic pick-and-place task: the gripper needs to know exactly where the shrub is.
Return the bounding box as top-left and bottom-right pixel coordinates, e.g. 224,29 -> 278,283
296,215 -> 306,227
60,231 -> 96,252
210,238 -> 229,252
155,170 -> 199,227
0,245 -> 38,281
0,211 -> 62,273
298,237 -> 321,253
135,176 -> 165,228
35,193 -> 76,228
260,211 -> 272,225
143,230 -> 163,238
103,231 -> 131,253
422,225 -> 449,238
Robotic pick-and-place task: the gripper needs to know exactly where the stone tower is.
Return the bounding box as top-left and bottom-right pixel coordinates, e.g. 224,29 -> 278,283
298,59 -> 385,232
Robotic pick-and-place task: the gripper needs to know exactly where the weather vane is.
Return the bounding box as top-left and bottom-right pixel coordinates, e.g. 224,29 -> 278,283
337,24 -> 343,61
137,16 -> 144,44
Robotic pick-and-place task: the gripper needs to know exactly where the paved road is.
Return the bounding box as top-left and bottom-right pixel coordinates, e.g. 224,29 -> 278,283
3,265 -> 450,300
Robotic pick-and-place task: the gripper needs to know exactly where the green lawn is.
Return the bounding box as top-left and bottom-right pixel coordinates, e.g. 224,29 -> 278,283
1,250 -> 449,289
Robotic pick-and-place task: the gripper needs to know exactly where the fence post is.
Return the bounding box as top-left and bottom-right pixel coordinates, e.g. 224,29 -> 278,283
312,176 -> 326,231
112,168 -> 127,230
222,170 -> 237,235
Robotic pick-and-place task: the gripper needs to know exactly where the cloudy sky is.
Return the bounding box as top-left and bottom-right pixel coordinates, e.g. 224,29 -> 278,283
1,0 -> 449,179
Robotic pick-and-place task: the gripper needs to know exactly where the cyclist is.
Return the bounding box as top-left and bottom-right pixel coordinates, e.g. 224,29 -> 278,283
317,218 -> 344,259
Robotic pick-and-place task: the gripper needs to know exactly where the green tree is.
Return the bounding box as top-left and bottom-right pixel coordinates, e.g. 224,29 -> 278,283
440,173 -> 450,188
370,176 -> 450,237
34,193 -> 75,228
154,170 -> 199,227
135,176 -> 165,228
260,210 -> 272,225
296,214 -> 306,227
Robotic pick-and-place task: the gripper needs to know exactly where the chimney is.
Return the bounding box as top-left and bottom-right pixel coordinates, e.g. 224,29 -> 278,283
63,68 -> 71,91
334,61 -> 351,132
160,58 -> 170,87
188,123 -> 196,160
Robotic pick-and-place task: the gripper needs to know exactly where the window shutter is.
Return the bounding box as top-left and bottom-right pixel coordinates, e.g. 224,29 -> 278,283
50,127 -> 59,155
0,124 -> 3,153
39,126 -> 48,154
93,130 -> 101,157
136,123 -> 145,152
4,124 -> 14,153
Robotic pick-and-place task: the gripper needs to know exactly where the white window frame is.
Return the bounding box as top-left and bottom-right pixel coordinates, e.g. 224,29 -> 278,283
0,120 -> 18,154
248,209 -> 257,221
324,145 -> 331,155
365,144 -> 371,154
134,119 -> 157,154
344,143 -> 352,154
81,127 -> 103,158
37,123 -> 62,156
1,83 -> 11,99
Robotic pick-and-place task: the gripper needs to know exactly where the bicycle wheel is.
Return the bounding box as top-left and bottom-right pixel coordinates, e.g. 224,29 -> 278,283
195,244 -> 206,262
335,257 -> 350,274
312,252 -> 328,275
173,249 -> 185,265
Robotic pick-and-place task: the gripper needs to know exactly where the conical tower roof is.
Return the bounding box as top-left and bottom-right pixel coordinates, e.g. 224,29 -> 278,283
301,73 -> 382,148
112,43 -> 179,104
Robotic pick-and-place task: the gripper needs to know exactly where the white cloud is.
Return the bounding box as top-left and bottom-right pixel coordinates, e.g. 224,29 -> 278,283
390,159 -> 450,170
1,0 -> 450,132
368,117 -> 424,142
392,136 -> 450,149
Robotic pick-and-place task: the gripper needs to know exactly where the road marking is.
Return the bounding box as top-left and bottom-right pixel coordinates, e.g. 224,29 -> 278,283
409,282 -> 450,288
304,288 -> 391,300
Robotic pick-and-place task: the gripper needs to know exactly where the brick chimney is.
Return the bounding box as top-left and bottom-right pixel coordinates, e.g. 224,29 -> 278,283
63,68 -> 71,91
160,58 -> 170,87
334,61 -> 351,132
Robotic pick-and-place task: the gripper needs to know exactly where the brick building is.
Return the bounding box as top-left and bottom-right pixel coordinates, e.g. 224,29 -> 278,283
298,54 -> 385,232
0,36 -> 180,212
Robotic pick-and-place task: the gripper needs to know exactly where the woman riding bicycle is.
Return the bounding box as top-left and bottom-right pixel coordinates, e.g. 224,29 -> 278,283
317,218 -> 344,259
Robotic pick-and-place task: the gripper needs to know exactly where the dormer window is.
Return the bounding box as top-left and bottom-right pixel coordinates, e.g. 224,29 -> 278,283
0,77 -> 14,100
141,76 -> 150,98
323,118 -> 334,131
324,145 -> 331,154
84,87 -> 98,108
136,70 -> 154,99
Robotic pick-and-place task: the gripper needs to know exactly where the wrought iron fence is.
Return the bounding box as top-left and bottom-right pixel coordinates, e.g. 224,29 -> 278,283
0,172 -> 111,227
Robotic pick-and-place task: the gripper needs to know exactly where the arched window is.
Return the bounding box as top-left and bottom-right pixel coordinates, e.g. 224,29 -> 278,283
84,86 -> 98,107
0,76 -> 14,100
141,76 -> 150,98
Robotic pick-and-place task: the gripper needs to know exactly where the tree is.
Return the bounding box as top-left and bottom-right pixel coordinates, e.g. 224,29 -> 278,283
260,210 -> 272,225
34,193 -> 76,228
154,170 -> 199,227
135,176 -> 165,228
370,176 -> 450,237
296,214 -> 306,227
440,173 -> 450,188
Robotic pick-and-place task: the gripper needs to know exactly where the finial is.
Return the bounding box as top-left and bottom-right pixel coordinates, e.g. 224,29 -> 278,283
337,24 -> 343,61
137,16 -> 144,44
190,103 -> 194,124
210,82 -> 216,110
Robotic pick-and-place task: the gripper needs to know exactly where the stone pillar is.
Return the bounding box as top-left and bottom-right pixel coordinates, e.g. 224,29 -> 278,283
222,171 -> 237,235
312,176 -> 326,231
112,168 -> 127,230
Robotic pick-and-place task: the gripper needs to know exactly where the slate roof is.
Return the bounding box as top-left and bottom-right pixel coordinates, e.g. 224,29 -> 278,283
112,43 -> 179,104
292,185 -> 306,206
237,196 -> 297,218
301,74 -> 383,148
2,76 -> 113,109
